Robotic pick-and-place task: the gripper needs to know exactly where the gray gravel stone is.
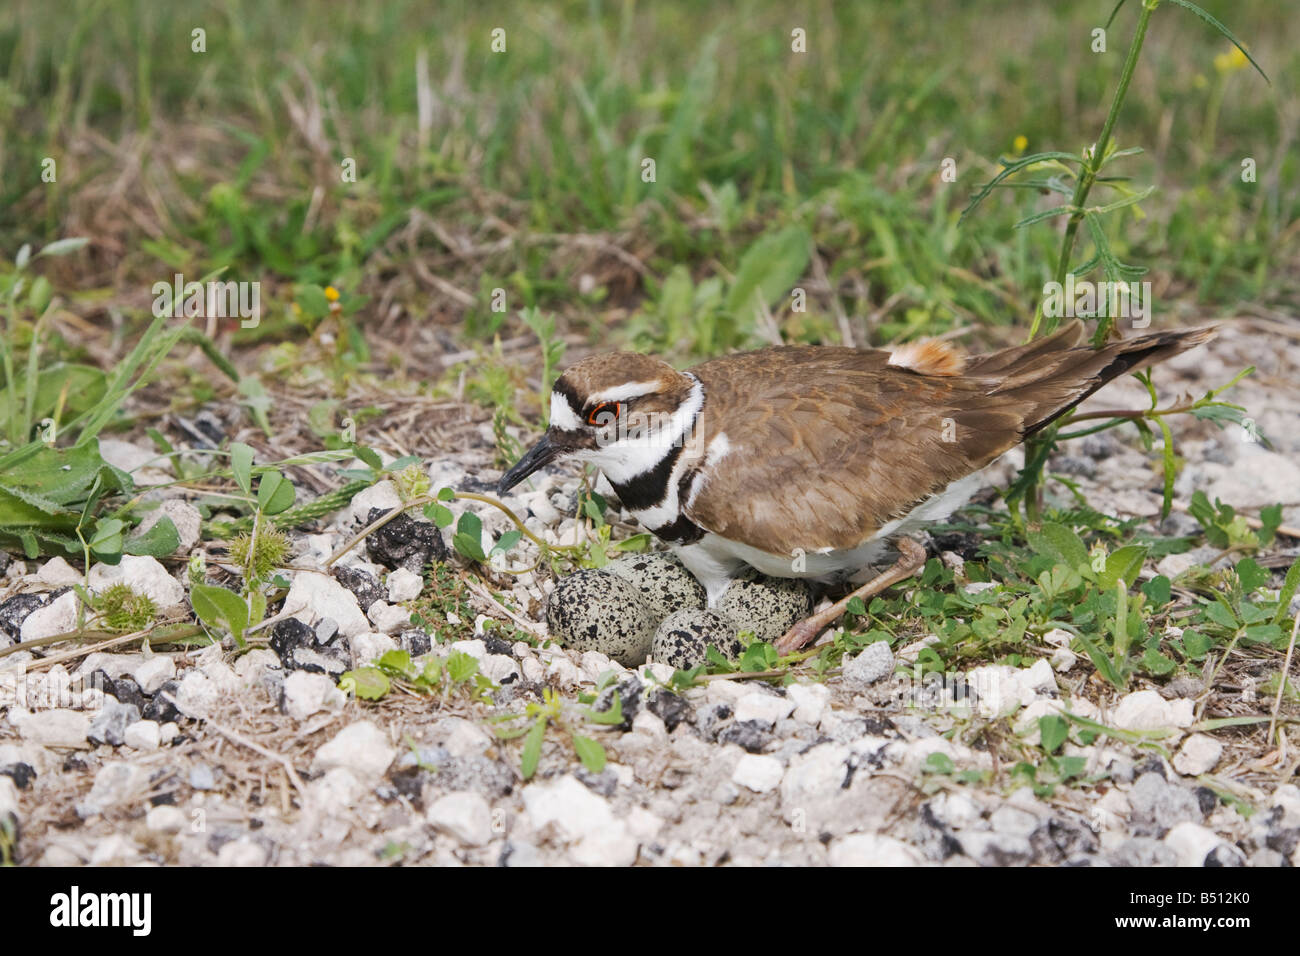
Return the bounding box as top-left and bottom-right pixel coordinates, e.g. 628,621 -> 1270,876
1110,836 -> 1179,867
88,699 -> 141,747
842,640 -> 895,687
1128,771 -> 1204,837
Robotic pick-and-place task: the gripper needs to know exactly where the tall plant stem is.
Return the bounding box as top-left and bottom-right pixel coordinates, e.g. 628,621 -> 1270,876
1019,0 -> 1158,523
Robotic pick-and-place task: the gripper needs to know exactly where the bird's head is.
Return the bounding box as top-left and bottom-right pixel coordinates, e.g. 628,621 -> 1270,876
497,352 -> 701,494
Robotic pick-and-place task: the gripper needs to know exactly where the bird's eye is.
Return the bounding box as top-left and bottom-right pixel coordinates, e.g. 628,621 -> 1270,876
587,401 -> 623,426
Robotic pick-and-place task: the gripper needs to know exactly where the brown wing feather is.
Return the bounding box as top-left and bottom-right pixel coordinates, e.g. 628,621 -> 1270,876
683,347 -> 1024,555
682,324 -> 1213,556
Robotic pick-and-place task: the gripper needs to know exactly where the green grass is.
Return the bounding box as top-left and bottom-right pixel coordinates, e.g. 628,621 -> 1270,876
0,1 -> 1296,781
0,0 -> 1294,366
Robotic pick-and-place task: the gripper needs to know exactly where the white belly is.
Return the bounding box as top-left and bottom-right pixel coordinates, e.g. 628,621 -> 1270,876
671,469 -> 988,605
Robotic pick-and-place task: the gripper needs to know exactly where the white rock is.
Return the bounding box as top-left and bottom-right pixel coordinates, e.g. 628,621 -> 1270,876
350,631 -> 397,663
524,489 -> 561,524
1270,784 -> 1300,828
543,655 -> 580,686
929,790 -> 982,829
386,568 -> 423,603
203,661 -> 239,697
83,761 -> 150,813
281,671 -> 345,721
76,652 -> 142,681
1173,733 -> 1223,776
283,571 -> 370,638
159,722 -> 179,744
1050,647 -> 1078,672
1112,690 -> 1195,732
366,600 -> 409,634
217,838 -> 268,867
1013,699 -> 1067,745
233,648 -> 281,686
829,833 -> 923,866
173,670 -> 217,718
521,657 -> 546,683
1164,821 -> 1224,867
732,754 -> 784,793
642,661 -> 674,685
967,663 -> 1056,718
132,500 -> 202,553
631,710 -> 666,739
87,555 -> 185,608
842,641 -> 895,687
312,767 -> 363,808
481,654 -> 521,684
123,720 -> 161,751
348,480 -> 403,525
626,806 -> 665,844
439,717 -> 493,758
36,556 -> 82,587
780,743 -> 850,822
1042,628 -> 1073,648
0,776 -> 19,824
1020,659 -> 1057,696
705,679 -> 752,705
449,639 -> 487,661
427,791 -> 493,846
99,438 -> 172,476
19,591 -> 80,642
579,649 -> 615,678
9,707 -> 90,748
897,635 -> 940,664
130,655 -> 176,694
89,833 -> 140,864
145,805 -> 187,833
787,682 -> 831,725
522,775 -> 637,866
312,721 -> 395,779
734,691 -> 795,725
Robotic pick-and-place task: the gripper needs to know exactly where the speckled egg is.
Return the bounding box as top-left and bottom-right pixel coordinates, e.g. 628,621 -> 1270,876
604,552 -> 707,621
715,572 -> 816,644
651,608 -> 744,670
546,568 -> 656,666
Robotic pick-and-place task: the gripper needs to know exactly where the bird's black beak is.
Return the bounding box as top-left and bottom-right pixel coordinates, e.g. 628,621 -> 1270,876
498,431 -> 560,494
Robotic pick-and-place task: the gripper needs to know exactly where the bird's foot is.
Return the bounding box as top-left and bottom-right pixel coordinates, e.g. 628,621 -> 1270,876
774,538 -> 928,656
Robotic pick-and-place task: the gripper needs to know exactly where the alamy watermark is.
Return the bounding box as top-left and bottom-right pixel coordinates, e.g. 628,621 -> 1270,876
152,273 -> 260,328
1042,274 -> 1152,328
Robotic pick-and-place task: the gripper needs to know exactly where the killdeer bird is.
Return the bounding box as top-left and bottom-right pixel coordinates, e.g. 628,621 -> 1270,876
499,320 -> 1214,654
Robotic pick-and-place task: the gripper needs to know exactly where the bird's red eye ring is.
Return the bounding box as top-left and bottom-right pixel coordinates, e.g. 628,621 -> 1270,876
587,401 -> 623,426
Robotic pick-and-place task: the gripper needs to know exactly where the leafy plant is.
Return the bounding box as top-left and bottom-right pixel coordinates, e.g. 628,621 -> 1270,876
492,684 -> 625,780
961,0 -> 1268,523
518,307 -> 566,424
339,648 -> 494,703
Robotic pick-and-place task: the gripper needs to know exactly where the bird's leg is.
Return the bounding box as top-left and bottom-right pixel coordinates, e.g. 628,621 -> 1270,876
775,538 -> 928,655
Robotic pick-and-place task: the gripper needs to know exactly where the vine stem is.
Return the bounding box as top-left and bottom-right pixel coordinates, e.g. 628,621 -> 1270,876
323,489 -> 580,569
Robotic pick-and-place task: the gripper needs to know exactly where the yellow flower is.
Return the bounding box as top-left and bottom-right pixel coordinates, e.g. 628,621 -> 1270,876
1012,134 -> 1028,154
324,285 -> 340,302
1214,45 -> 1248,74
291,302 -> 302,315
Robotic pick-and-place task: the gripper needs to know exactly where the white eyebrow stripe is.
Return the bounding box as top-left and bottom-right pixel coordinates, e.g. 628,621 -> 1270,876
587,381 -> 662,404
549,391 -> 583,431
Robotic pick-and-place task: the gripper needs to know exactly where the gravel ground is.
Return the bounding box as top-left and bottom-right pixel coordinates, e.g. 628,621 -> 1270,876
1,320 -> 1298,867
